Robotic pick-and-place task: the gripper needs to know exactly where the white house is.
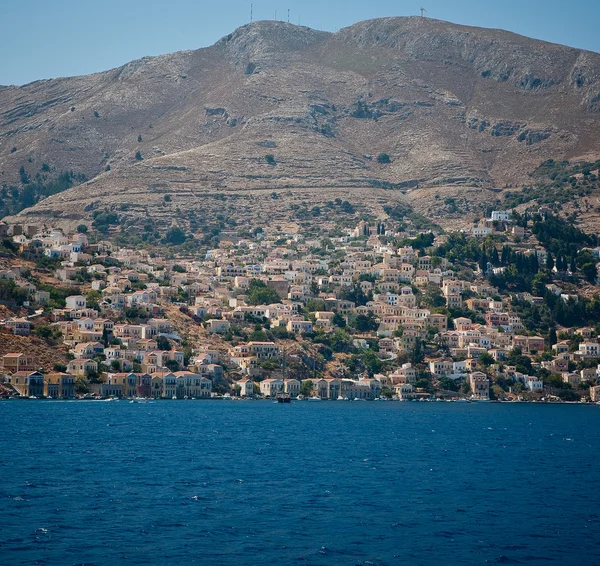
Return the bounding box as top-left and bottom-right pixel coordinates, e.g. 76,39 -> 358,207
66,295 -> 87,310
490,211 -> 512,222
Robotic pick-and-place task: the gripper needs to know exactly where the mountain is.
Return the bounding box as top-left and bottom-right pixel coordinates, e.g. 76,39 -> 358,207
2,17 -> 600,233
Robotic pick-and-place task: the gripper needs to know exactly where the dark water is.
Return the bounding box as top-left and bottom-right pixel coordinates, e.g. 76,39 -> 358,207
1,400 -> 600,566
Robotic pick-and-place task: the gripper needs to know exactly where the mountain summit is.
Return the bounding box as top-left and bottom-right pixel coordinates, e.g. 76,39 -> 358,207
2,17 -> 600,230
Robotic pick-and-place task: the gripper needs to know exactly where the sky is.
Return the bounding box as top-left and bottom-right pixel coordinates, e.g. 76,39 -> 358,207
1,0 -> 599,86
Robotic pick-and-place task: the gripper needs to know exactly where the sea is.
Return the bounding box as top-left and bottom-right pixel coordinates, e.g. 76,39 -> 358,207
1,400 -> 599,566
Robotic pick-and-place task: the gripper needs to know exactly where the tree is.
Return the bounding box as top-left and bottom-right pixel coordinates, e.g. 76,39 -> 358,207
165,227 -> 186,245
102,327 -> 110,347
157,336 -> 171,351
354,313 -> 378,333
265,154 -> 276,165
135,151 -> 143,161
300,380 -> 314,396
381,386 -> 394,399
137,135 -> 143,142
54,363 -> 67,372
339,284 -> 370,307
581,263 -> 597,284
411,339 -> 424,365
332,313 -> 346,328
377,153 -> 391,164
558,389 -> 581,401
19,166 -> 30,184
74,378 -> 90,395
247,279 -> 280,305
76,224 -> 88,234
165,359 -> 180,371
34,326 -> 53,339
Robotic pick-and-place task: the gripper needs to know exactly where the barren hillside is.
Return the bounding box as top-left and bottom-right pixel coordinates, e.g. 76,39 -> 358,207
2,17 -> 600,231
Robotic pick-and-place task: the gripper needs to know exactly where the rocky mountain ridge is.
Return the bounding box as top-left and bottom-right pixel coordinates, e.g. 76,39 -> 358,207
1,17 -> 600,231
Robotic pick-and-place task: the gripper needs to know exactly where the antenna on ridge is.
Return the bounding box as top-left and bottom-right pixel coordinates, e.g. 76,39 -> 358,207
288,9 -> 290,23
420,6 -> 427,17
250,3 -> 253,23
275,9 -> 277,21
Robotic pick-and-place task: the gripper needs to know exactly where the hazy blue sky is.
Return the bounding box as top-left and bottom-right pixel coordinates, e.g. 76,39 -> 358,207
1,0 -> 599,86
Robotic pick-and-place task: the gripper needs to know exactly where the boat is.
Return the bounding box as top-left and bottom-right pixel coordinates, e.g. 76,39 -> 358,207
276,393 -> 291,403
308,396 -> 321,401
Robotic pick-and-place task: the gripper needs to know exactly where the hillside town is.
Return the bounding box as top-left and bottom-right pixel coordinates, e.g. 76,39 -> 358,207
2,207 -> 600,404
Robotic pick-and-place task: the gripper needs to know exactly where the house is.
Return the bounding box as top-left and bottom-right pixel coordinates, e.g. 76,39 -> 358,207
73,342 -> 105,359
107,373 -> 138,397
100,382 -> 123,398
44,372 -> 75,399
562,372 -> 581,387
389,363 -> 417,384
174,371 -> 212,398
147,318 -> 172,335
245,342 -> 280,360
394,383 -> 416,400
314,378 -> 340,399
161,372 -> 177,398
286,319 -> 313,334
260,378 -> 284,398
429,359 -> 453,377
577,342 -> 600,358
524,376 -> 543,392
6,318 -> 31,336
65,295 -> 87,310
137,373 -> 152,398
1,353 -> 36,373
151,374 -> 164,399
283,378 -> 301,398
205,319 -> 231,334
8,371 -> 45,397
237,379 -> 255,397
491,211 -> 512,222
67,358 -> 98,377
469,372 -> 490,400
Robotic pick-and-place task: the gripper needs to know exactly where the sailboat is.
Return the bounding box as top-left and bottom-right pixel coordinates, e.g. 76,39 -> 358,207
277,346 -> 291,403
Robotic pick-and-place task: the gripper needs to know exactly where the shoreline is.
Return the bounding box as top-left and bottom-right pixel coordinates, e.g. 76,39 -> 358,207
2,397 -> 597,405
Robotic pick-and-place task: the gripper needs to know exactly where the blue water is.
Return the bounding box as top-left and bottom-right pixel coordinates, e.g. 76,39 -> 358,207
1,401 -> 600,566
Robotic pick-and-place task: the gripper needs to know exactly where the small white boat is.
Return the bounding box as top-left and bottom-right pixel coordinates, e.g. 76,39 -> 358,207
308,396 -> 321,401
